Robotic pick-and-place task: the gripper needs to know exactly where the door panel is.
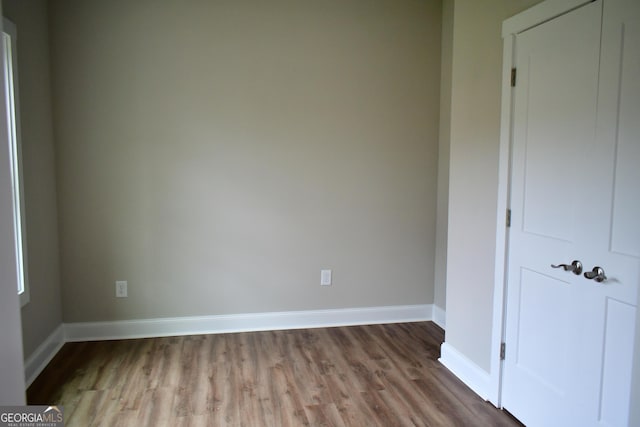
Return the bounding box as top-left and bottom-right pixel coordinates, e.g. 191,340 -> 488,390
609,11 -> 640,258
520,23 -> 599,242
599,298 -> 636,426
502,0 -> 640,425
516,269 -> 570,393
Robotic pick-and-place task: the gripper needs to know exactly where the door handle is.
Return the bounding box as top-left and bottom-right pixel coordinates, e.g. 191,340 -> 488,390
551,260 -> 583,275
584,266 -> 607,283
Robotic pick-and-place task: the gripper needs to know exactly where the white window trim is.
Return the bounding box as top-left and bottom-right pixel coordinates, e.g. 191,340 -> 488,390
3,17 -> 29,307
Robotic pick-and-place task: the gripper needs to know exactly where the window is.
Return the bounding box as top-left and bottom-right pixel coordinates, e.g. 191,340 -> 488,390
3,17 -> 29,306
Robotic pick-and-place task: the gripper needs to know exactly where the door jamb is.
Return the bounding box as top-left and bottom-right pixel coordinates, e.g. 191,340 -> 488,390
490,0 -> 595,407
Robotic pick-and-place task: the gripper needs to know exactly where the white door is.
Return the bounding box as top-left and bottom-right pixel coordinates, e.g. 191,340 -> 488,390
502,0 -> 640,426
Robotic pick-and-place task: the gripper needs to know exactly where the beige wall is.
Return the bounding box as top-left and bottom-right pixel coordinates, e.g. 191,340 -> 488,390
445,0 -> 543,372
50,0 -> 442,322
3,0 -> 63,359
434,0 -> 453,313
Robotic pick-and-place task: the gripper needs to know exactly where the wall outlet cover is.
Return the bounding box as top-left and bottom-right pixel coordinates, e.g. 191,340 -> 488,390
115,280 -> 128,298
320,269 -> 332,286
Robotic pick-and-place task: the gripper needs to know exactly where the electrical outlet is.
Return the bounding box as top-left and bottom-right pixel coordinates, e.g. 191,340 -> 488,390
320,269 -> 332,286
115,280 -> 128,298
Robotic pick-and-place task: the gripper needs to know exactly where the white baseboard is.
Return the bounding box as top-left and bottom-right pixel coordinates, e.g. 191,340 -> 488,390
26,304 -> 437,385
439,342 -> 491,401
432,305 -> 446,329
64,304 -> 434,342
24,324 -> 65,387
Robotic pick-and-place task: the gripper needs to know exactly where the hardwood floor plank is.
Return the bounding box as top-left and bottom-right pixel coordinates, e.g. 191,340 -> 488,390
412,377 -> 487,427
189,337 -> 215,416
27,322 -> 523,427
237,332 -> 273,426
359,390 -> 404,427
369,324 -> 428,379
86,389 -> 124,427
65,389 -> 100,427
270,364 -> 312,426
345,326 -> 387,361
428,366 -> 521,427
304,403 -> 348,427
218,334 -> 242,425
375,388 -> 430,427
312,330 -> 366,392
377,361 -> 450,426
117,340 -> 155,411
320,373 -> 381,427
325,327 -> 370,366
135,387 -> 176,427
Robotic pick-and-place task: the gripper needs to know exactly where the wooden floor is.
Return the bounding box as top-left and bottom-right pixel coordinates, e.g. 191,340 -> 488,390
28,322 -> 522,426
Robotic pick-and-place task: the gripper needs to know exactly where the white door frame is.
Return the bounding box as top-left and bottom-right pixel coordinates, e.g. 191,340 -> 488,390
490,0 -> 597,406
0,3 -> 26,404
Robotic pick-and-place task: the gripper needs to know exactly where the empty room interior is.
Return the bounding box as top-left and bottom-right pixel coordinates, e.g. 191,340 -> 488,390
1,0 -> 639,426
